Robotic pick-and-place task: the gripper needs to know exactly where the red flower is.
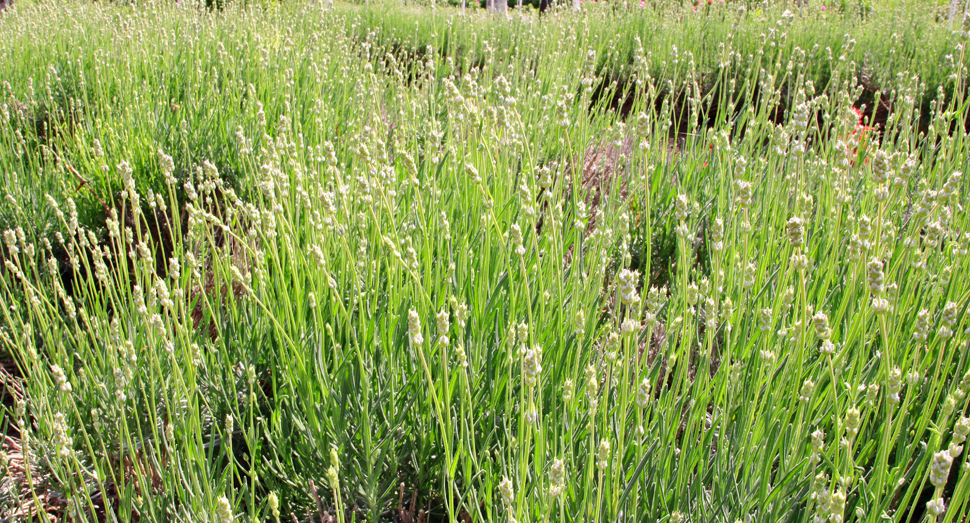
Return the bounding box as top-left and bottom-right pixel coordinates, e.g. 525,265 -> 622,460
839,106 -> 874,166
852,107 -> 873,135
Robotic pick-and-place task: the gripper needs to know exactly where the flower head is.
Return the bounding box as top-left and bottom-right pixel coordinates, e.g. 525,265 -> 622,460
408,310 -> 424,346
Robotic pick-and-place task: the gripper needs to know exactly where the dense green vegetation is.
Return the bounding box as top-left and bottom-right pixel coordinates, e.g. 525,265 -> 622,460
1,1 -> 969,522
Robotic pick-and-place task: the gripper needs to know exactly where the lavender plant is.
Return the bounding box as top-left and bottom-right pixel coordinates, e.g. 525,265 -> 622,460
0,1 -> 969,522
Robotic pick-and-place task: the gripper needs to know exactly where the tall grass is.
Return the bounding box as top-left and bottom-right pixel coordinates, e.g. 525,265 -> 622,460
1,1 -> 969,522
